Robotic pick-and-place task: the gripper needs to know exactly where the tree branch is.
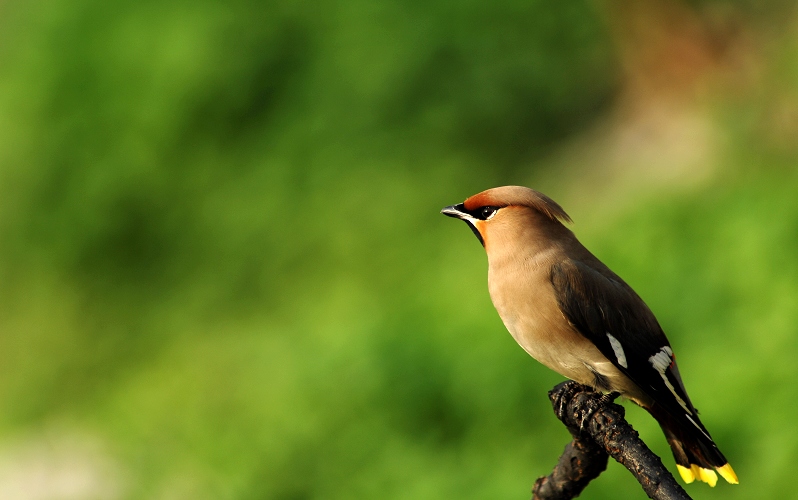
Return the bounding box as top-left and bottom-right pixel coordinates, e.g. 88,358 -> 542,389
532,381 -> 692,500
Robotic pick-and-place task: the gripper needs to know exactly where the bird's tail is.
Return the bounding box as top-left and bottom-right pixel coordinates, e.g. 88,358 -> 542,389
647,404 -> 738,487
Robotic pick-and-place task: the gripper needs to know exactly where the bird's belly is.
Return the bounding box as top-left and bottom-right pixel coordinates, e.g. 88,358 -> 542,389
496,302 -> 588,374
488,262 -> 644,398
496,300 -> 645,399
504,315 -> 595,383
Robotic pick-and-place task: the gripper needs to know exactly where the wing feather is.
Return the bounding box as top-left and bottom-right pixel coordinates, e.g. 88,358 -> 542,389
549,259 -> 698,421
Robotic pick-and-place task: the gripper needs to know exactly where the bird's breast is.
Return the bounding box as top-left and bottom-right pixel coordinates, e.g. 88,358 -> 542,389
487,255 -> 575,366
486,254 -> 636,394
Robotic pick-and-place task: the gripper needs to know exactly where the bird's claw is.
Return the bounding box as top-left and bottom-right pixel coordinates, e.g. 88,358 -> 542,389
579,391 -> 620,434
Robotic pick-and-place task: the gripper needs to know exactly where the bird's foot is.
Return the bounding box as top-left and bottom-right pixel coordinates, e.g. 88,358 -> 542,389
550,380 -> 581,422
599,391 -> 621,405
579,391 -> 620,434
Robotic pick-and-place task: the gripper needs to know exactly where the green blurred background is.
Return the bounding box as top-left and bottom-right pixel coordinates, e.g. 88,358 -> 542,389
0,0 -> 797,498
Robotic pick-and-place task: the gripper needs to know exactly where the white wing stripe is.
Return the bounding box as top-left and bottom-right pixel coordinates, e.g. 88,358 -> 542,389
648,346 -> 692,414
686,414 -> 711,441
606,333 -> 628,368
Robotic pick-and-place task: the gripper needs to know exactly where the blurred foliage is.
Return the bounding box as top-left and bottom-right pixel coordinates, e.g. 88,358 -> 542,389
0,0 -> 797,499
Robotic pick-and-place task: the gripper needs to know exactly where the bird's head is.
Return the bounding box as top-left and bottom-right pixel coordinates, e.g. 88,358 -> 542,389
441,186 -> 572,251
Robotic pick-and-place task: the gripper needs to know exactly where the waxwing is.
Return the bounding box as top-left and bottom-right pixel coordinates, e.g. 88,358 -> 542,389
442,186 -> 737,486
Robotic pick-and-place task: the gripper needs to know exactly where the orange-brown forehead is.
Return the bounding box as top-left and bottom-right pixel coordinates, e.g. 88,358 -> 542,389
463,191 -> 497,211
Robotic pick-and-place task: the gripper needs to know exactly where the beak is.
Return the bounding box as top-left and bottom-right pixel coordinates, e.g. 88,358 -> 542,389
441,203 -> 468,219
441,203 -> 485,247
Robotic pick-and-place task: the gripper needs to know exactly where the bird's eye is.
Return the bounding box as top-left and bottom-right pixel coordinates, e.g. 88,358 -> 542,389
479,206 -> 498,220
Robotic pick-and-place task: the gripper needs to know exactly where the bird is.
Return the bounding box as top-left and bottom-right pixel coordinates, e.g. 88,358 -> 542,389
441,186 -> 737,487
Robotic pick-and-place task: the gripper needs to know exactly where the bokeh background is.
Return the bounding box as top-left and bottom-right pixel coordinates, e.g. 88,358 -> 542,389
0,0 -> 797,498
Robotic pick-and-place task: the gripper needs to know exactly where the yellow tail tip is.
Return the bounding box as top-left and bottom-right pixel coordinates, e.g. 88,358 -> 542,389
676,465 -> 695,484
697,466 -> 718,487
717,463 -> 739,484
677,463 -> 738,486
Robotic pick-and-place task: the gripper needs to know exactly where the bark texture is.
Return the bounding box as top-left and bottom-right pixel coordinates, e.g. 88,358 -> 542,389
532,381 -> 692,500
